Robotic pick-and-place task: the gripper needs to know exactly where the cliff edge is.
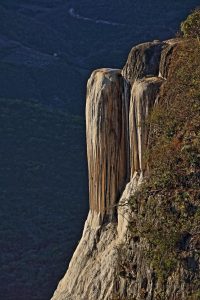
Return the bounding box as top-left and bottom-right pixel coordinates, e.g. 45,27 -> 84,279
51,30 -> 200,299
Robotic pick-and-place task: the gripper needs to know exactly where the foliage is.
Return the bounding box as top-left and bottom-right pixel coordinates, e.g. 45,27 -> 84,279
181,8 -> 200,39
128,37 -> 200,291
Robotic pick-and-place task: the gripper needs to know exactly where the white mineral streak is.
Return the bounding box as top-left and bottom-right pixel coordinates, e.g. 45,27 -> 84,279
86,68 -> 129,218
51,40 -> 177,300
52,68 -> 131,300
129,77 -> 163,177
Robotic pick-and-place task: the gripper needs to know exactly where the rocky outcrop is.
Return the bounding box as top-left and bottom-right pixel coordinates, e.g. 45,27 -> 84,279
51,39 -> 179,300
86,69 -> 129,218
51,177 -> 141,300
129,77 -> 163,177
159,39 -> 180,79
50,210 -> 118,300
122,41 -> 163,84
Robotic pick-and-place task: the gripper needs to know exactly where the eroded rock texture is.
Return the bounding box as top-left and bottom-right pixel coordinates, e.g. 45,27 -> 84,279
51,39 -> 181,300
122,41 -> 163,84
86,68 -> 129,218
159,39 -> 180,79
51,210 -> 118,300
129,77 -> 163,177
51,177 -> 141,300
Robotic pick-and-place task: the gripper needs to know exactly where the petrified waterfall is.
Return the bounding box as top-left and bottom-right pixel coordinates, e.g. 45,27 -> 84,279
51,39 -> 179,300
129,77 -> 163,177
86,69 -> 129,218
85,49 -> 165,218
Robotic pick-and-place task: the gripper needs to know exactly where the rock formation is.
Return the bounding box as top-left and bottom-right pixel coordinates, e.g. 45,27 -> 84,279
86,69 -> 129,219
129,77 -> 163,178
122,41 -> 163,84
51,39 -> 180,300
159,39 -> 179,79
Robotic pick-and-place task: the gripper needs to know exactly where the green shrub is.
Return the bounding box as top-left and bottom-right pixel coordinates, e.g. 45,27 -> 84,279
181,8 -> 200,39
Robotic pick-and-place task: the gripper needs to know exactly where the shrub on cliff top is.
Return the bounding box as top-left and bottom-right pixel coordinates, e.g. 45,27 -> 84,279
128,36 -> 200,292
181,8 -> 200,39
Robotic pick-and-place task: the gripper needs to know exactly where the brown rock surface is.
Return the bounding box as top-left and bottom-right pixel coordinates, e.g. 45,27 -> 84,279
51,39 -> 183,300
122,41 -> 163,84
86,68 -> 129,218
129,77 -> 164,177
159,39 -> 180,79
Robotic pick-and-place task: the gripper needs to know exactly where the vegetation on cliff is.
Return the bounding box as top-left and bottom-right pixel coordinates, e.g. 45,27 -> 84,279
51,9 -> 200,300
181,8 -> 200,39
127,12 -> 200,299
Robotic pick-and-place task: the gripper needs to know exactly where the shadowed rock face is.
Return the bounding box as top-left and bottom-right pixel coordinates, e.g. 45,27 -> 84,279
122,41 -> 164,84
129,77 -> 164,177
86,68 -> 129,218
159,39 -> 180,79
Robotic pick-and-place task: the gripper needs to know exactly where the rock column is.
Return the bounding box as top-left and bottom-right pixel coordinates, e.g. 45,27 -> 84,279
86,68 -> 129,218
129,77 -> 163,177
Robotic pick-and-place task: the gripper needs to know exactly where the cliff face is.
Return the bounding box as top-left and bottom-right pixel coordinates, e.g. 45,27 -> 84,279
51,37 -> 200,300
129,77 -> 163,177
85,41 -> 171,220
86,69 -> 129,218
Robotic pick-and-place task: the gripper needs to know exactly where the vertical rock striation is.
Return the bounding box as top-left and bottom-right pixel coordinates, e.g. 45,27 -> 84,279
86,68 -> 129,218
159,39 -> 180,79
122,41 -> 167,178
129,77 -> 163,178
51,39 -> 179,300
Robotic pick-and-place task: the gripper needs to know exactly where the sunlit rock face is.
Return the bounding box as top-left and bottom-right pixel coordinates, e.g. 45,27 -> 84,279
122,41 -> 165,179
51,39 -> 180,300
129,77 -> 163,177
86,68 -> 129,218
122,41 -> 163,84
51,210 -> 118,300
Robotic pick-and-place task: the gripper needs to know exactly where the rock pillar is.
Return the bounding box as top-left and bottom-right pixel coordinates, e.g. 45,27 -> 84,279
86,68 -> 129,218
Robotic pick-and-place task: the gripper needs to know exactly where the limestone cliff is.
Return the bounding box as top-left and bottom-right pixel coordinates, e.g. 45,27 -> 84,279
51,37 -> 200,300
86,69 -> 129,218
129,77 -> 163,177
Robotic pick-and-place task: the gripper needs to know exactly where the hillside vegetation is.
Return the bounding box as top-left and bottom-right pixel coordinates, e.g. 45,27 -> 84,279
128,10 -> 200,299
